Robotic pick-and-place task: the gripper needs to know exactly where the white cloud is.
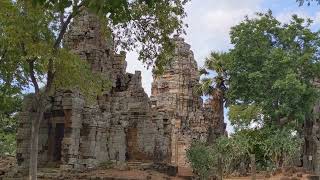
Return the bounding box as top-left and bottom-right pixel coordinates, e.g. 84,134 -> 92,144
126,52 -> 153,96
183,0 -> 263,67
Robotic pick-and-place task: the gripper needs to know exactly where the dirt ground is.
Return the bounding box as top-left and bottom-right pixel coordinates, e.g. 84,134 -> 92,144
225,175 -> 310,180
224,168 -> 312,180
0,156 -> 15,176
0,157 -> 316,180
0,157 -> 186,179
69,169 -> 186,180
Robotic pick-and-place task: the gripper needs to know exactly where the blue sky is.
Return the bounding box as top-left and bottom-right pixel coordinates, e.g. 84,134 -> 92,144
125,0 -> 320,132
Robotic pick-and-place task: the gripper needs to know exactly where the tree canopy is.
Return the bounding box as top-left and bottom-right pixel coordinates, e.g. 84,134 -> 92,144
227,11 -> 320,128
296,0 -> 320,6
31,0 -> 189,70
0,88 -> 21,156
198,52 -> 228,97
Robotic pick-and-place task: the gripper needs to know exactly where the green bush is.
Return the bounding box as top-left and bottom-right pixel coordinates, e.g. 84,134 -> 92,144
0,132 -> 16,156
186,142 -> 216,179
187,127 -> 302,178
0,115 -> 17,156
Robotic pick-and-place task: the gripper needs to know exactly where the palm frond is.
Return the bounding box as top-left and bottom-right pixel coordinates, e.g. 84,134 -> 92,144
199,68 -> 209,76
205,51 -> 228,75
196,77 -> 214,95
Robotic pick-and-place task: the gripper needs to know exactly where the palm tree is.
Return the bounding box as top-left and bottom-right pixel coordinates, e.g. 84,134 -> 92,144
197,52 -> 228,144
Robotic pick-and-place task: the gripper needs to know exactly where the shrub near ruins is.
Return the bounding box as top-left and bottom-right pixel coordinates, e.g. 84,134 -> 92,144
187,127 -> 301,179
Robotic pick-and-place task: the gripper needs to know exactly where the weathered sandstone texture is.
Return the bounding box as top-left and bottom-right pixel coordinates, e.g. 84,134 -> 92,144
151,35 -> 211,166
16,11 -> 225,171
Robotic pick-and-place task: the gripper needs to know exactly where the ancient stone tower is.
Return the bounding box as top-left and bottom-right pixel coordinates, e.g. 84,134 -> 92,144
150,36 -> 209,166
16,10 -> 224,171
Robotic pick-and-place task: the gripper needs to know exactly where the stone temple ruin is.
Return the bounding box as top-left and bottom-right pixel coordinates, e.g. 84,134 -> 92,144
16,11 -> 226,171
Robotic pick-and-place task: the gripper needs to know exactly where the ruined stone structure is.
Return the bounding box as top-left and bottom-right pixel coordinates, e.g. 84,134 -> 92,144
150,36 -> 210,166
16,11 -> 225,171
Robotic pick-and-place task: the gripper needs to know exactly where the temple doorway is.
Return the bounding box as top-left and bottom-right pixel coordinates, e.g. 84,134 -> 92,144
53,123 -> 64,161
48,122 -> 65,163
126,127 -> 138,161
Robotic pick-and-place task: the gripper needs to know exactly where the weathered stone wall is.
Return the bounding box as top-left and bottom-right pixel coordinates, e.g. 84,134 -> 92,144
62,10 -> 164,168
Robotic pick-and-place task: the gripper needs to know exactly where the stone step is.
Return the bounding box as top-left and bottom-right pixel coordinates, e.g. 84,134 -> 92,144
127,162 -> 142,169
127,161 -> 142,164
126,161 -> 153,170
177,167 -> 193,177
38,168 -> 60,173
37,168 -> 61,179
127,161 -> 142,165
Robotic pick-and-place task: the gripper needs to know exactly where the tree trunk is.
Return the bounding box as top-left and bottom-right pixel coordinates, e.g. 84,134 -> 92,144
250,154 -> 256,180
208,89 -> 224,144
217,153 -> 223,180
24,4 -> 82,179
29,96 -> 46,180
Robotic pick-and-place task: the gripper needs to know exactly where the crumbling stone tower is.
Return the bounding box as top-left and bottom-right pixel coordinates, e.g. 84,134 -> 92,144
151,36 -> 209,167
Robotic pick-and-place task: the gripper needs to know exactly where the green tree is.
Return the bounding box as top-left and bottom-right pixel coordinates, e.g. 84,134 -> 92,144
228,104 -> 263,131
0,87 -> 22,156
227,11 -> 320,128
0,0 -> 189,179
0,115 -> 18,156
296,0 -> 320,6
187,142 -> 216,179
197,52 -> 228,144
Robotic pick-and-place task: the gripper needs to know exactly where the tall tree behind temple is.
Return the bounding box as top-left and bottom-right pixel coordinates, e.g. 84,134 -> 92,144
0,0 -> 189,179
227,11 -> 320,171
227,11 -> 320,127
197,52 -> 228,144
